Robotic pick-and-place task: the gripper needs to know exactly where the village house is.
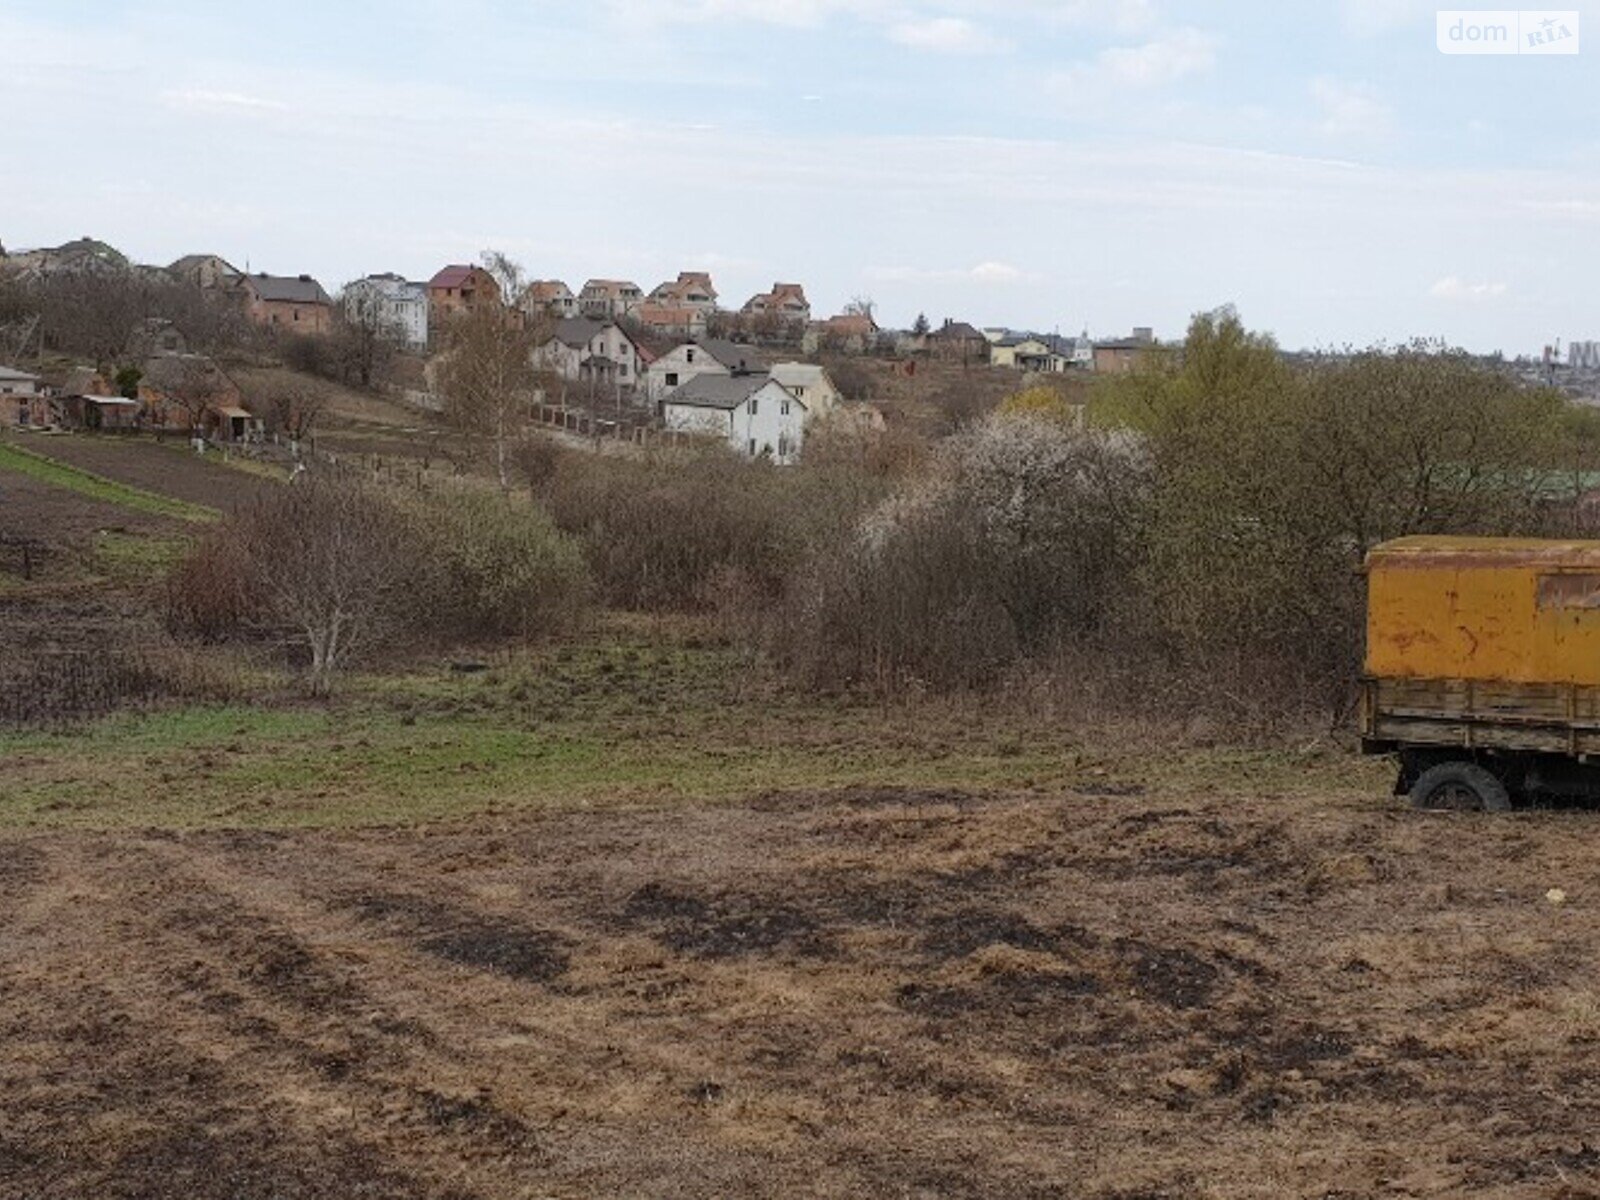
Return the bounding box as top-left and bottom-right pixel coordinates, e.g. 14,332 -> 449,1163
167,253 -> 242,291
741,282 -> 811,328
138,354 -> 255,441
631,303 -> 710,342
579,279 -> 645,319
535,317 -> 645,395
1093,327 -> 1157,374
768,362 -> 841,419
238,273 -> 334,335
0,365 -> 47,427
428,265 -> 502,324
927,319 -> 990,364
661,373 -> 807,464
643,338 -> 769,404
523,280 -> 578,319
344,274 -> 430,350
648,272 -> 718,312
56,366 -> 138,432
990,333 -> 1069,373
803,311 -> 879,355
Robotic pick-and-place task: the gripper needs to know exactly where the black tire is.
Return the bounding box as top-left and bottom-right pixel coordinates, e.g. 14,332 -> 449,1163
1409,761 -> 1512,813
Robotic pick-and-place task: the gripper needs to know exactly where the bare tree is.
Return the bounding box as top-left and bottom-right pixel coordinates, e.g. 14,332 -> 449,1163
436,251 -> 545,488
245,373 -> 329,453
235,478 -> 419,695
145,355 -> 229,437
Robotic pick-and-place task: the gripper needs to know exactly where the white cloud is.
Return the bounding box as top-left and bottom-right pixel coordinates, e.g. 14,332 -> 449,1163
889,16 -> 1011,54
1429,276 -> 1508,301
1310,78 -> 1391,138
1049,27 -> 1218,100
160,88 -> 289,114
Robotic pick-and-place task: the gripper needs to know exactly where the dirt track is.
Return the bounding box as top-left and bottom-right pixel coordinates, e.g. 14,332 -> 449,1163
4,785 -> 1600,1198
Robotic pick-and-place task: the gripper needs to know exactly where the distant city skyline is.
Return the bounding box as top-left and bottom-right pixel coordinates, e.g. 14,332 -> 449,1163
3,0 -> 1597,355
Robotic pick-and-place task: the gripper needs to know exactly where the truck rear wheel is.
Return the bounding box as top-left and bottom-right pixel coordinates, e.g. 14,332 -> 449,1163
1409,761 -> 1512,813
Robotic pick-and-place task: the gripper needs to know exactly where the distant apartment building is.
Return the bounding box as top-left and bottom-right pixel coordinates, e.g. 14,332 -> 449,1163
343,273 -> 430,350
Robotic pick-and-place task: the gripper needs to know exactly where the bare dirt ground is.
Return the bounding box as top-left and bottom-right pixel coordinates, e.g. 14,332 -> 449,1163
0,466 -> 174,545
4,785 -> 1600,1198
10,435 -> 277,513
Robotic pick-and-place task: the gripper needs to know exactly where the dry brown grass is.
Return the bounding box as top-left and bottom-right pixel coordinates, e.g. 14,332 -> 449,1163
5,785 -> 1600,1196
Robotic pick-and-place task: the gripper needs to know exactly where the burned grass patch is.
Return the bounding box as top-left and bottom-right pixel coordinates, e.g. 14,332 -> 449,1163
618,881 -> 830,959
349,892 -> 570,983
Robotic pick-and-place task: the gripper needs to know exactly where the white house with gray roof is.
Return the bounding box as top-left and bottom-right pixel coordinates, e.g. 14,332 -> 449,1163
643,338 -> 768,404
661,373 -> 806,464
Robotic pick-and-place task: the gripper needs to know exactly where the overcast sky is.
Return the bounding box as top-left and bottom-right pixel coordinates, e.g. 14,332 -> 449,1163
3,1 -> 1597,353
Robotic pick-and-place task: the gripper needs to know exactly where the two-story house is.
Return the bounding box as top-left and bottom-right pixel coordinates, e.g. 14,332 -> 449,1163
741,282 -> 811,327
523,280 -> 578,319
343,274 -> 430,350
648,272 -> 718,312
238,273 -> 333,335
535,318 -> 645,395
579,279 -> 644,319
428,265 -> 502,325
643,339 -> 768,405
661,373 -> 807,465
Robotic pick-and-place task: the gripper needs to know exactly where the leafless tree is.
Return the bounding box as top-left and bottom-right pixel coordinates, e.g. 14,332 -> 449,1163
245,373 -> 330,451
436,251 -> 545,488
145,355 -> 229,435
235,478 -> 420,695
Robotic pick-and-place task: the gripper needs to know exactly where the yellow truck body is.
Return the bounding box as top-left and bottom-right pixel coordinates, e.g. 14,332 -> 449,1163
1363,536 -> 1600,762
1366,535 -> 1600,687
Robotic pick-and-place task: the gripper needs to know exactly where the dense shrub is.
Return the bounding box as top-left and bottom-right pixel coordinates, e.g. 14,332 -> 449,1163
168,476 -> 589,692
537,446 -> 882,612
401,487 -> 589,639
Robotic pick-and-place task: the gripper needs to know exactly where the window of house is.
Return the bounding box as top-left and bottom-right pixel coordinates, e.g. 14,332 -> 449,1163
750,398 -> 759,415
781,400 -> 790,415
686,349 -> 696,363
748,438 -> 757,456
665,372 -> 679,386
293,309 -> 300,321
778,434 -> 790,457
620,364 -> 628,377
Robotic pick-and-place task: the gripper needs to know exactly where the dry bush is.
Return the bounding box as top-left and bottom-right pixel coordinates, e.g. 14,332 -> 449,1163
537,447 -> 883,612
0,640 -> 240,728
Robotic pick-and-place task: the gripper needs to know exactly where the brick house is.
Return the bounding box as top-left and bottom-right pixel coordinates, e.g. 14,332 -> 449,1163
741,282 -> 811,327
648,272 -> 718,312
579,279 -> 644,319
238,273 -> 334,335
428,265 -> 503,325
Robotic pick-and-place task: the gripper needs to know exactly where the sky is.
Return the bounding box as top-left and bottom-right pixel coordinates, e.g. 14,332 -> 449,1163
2,0 -> 1598,354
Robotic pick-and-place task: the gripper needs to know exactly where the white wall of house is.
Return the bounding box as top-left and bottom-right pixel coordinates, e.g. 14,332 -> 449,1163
0,369 -> 40,397
344,280 -> 428,350
664,380 -> 807,464
644,344 -> 729,402
769,363 -> 838,418
537,323 -> 642,386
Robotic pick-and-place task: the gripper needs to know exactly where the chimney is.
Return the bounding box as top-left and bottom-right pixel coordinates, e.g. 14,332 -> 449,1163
298,274 -> 312,282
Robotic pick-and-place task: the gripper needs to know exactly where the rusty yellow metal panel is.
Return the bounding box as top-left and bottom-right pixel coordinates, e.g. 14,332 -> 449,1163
1366,536 -> 1600,686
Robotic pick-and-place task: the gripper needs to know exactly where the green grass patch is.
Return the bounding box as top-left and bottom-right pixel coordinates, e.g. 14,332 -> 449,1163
0,442 -> 217,522
90,530 -> 193,584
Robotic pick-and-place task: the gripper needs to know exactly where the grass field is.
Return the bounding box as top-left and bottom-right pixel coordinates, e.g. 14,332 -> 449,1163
0,626 -> 1378,831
